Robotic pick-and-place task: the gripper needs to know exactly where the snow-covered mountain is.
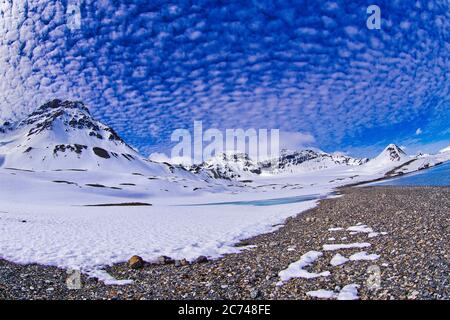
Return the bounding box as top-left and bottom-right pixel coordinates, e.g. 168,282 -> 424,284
260,149 -> 368,174
366,144 -> 406,166
360,143 -> 450,177
0,99 -> 170,174
185,149 -> 368,179
189,152 -> 261,180
182,143 -> 450,181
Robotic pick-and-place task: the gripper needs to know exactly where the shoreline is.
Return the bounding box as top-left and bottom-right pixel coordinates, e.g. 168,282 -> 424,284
1,186 -> 449,300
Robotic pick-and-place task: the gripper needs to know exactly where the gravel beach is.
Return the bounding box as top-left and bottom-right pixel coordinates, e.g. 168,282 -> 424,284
0,186 -> 448,300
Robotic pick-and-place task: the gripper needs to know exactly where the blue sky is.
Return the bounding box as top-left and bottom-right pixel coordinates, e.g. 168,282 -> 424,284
0,0 -> 448,157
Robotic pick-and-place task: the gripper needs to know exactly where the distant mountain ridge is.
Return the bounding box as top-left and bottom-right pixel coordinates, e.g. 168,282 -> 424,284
183,149 -> 369,180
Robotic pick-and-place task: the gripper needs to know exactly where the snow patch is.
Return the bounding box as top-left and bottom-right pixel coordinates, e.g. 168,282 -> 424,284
347,224 -> 373,234
337,284 -> 360,300
323,242 -> 371,251
328,227 -> 344,231
349,251 -> 380,261
307,289 -> 336,299
307,284 -> 360,300
278,251 -> 330,282
330,253 -> 349,266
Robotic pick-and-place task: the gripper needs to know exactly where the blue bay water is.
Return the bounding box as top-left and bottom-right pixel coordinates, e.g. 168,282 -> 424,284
184,193 -> 327,207
371,161 -> 450,187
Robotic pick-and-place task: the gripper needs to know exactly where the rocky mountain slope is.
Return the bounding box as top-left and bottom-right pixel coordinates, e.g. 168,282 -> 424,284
0,100 -> 174,174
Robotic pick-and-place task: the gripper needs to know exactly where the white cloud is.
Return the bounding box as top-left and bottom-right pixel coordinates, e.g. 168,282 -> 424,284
415,128 -> 422,135
280,131 -> 315,150
148,152 -> 193,166
439,146 -> 450,153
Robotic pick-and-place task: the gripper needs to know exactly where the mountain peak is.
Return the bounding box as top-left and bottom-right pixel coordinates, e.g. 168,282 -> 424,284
384,144 -> 406,157
36,99 -> 90,115
0,100 -> 146,171
371,143 -> 407,163
18,99 -> 126,145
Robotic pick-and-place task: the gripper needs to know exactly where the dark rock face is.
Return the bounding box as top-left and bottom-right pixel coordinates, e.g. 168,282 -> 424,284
122,153 -> 134,161
0,120 -> 13,134
53,144 -> 87,155
92,147 -> 110,159
384,144 -> 406,161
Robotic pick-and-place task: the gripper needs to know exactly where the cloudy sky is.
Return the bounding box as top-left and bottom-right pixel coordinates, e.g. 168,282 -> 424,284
0,0 -> 448,157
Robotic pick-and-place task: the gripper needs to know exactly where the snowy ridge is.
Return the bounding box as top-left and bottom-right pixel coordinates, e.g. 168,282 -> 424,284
261,149 -> 369,174
184,149 -> 369,180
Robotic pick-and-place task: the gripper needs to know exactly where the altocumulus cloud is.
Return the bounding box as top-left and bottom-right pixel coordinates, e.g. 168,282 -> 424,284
0,0 -> 448,156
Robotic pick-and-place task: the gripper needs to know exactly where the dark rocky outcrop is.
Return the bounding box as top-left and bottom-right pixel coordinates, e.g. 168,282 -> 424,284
92,147 -> 110,159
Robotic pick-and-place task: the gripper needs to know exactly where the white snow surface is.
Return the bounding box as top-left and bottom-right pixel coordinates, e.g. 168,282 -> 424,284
323,242 -> 371,251
330,253 -> 349,266
328,227 -> 344,231
307,289 -> 336,299
307,284 -> 360,300
349,251 -> 380,261
347,224 -> 374,234
278,251 -> 330,281
337,284 -> 360,300
0,170 -> 320,283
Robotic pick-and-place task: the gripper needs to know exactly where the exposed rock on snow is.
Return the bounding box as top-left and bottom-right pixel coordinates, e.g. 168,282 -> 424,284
157,255 -> 175,265
128,255 -> 144,269
194,255 -> 209,264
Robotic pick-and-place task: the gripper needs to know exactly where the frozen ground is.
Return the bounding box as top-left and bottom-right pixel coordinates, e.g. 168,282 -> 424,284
0,167 -> 325,283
